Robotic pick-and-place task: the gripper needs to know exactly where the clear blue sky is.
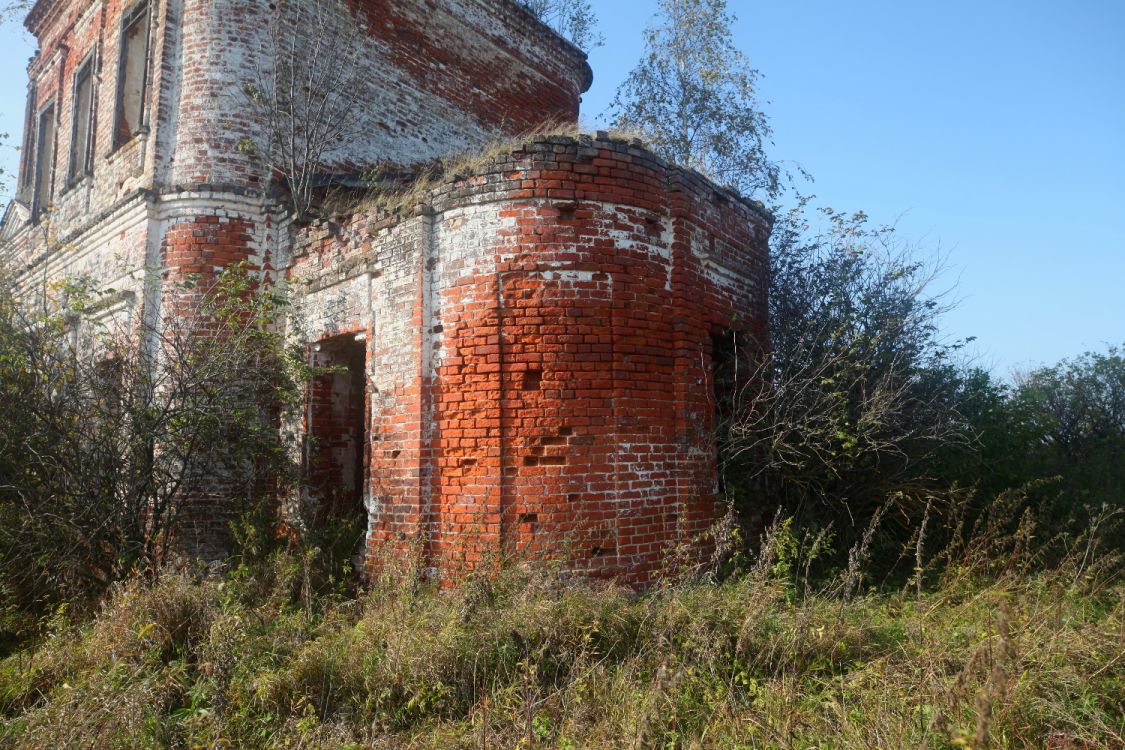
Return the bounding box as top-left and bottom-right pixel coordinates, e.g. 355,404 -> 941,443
1,0 -> 1122,375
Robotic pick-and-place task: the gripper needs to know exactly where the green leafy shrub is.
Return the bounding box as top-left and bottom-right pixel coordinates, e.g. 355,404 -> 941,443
0,264 -> 311,621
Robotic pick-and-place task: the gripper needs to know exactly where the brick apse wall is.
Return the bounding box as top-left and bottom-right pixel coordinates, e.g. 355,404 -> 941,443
293,133 -> 772,586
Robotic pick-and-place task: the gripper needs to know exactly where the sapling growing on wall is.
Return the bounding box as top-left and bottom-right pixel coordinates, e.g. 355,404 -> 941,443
243,0 -> 370,222
520,0 -> 602,51
0,0 -> 28,24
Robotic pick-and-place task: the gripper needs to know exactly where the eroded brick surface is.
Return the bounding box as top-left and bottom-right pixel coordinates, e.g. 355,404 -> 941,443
291,135 -> 771,586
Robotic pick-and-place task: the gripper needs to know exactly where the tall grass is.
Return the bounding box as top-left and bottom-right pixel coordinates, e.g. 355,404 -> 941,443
0,513 -> 1120,749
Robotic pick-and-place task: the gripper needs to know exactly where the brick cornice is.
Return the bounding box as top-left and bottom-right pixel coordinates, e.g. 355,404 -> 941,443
474,0 -> 593,93
24,0 -> 66,36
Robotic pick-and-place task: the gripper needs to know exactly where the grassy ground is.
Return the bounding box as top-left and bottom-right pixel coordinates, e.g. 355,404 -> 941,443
0,528 -> 1121,750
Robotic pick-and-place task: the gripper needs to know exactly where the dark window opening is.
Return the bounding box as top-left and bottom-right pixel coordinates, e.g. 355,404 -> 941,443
69,58 -> 95,182
306,334 -> 368,523
115,2 -> 151,146
32,102 -> 56,220
711,331 -> 740,496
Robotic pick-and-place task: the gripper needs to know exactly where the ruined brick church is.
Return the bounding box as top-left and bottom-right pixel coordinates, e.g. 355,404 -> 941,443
0,0 -> 771,585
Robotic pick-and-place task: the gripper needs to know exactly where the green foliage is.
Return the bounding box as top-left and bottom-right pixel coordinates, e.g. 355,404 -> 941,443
608,0 -> 781,199
937,347 -> 1125,552
720,200 -> 969,564
0,264 -> 309,622
720,195 -> 1124,576
1015,347 -> 1124,513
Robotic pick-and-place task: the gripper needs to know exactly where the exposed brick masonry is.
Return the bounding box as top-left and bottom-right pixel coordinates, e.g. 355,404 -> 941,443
291,134 -> 771,585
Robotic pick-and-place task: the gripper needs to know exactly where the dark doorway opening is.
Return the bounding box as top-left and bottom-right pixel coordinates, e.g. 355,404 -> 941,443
307,334 -> 368,523
710,331 -> 740,496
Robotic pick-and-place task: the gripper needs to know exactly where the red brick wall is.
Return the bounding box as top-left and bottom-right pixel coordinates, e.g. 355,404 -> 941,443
355,0 -> 590,133
292,134 -> 771,587
155,213 -> 260,556
13,1 -> 762,586
159,213 -> 257,311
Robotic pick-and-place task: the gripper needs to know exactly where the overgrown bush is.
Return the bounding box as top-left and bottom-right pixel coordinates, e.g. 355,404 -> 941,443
0,265 -> 310,622
923,347 -> 1125,560
719,198 -> 1125,575
719,202 -> 969,560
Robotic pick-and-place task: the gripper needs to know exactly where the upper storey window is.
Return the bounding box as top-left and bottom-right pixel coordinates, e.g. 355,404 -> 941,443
32,101 -> 56,220
114,2 -> 151,146
69,56 -> 95,182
